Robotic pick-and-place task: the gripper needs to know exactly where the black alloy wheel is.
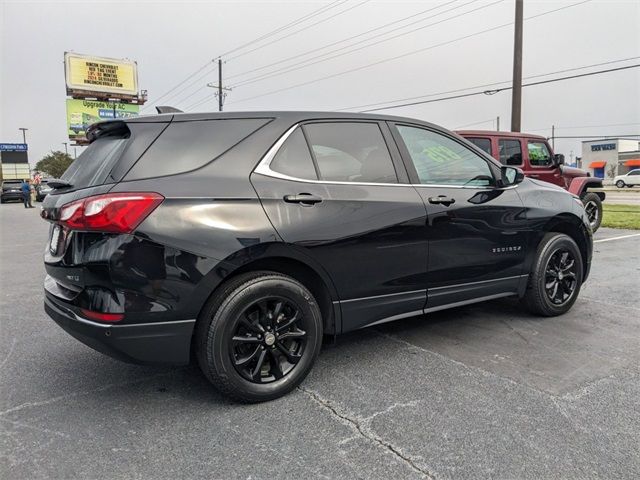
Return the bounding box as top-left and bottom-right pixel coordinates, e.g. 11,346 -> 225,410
581,192 -> 602,232
196,271 -> 323,403
544,249 -> 577,306
231,297 -> 307,383
522,232 -> 583,316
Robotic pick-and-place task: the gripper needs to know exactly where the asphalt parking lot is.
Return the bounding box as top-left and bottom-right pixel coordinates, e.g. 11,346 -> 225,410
1,201 -> 639,479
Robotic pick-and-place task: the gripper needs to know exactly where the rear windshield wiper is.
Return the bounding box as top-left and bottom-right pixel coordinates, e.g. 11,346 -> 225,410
48,179 -> 73,189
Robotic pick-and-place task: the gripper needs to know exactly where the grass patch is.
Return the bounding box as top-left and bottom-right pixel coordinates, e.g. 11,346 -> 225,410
602,203 -> 640,230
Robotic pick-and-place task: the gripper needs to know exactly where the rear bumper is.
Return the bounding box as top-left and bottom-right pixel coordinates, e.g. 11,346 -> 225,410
1,192 -> 23,201
44,293 -> 195,365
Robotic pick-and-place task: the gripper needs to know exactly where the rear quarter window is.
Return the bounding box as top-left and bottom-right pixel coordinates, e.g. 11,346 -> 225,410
125,118 -> 271,180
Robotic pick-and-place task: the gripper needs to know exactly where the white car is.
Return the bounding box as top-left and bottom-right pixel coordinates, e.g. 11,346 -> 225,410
614,169 -> 640,188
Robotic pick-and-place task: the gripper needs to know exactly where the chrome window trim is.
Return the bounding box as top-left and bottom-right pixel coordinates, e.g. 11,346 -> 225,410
253,123 -> 516,190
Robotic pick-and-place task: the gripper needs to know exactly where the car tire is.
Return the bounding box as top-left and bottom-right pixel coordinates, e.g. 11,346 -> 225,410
522,233 -> 583,317
195,271 -> 323,403
581,192 -> 602,232
616,180 -> 625,188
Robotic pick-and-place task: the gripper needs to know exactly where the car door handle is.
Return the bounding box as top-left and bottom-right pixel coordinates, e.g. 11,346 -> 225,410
283,193 -> 323,205
428,195 -> 456,206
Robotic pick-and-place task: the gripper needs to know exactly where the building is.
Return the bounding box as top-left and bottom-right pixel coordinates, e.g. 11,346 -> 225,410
0,143 -> 30,180
580,138 -> 640,179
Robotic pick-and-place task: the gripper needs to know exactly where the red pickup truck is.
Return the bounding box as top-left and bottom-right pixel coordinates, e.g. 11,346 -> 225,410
457,130 -> 605,231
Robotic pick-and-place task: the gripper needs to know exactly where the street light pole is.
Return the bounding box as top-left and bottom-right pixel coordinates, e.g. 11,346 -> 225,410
19,127 -> 28,145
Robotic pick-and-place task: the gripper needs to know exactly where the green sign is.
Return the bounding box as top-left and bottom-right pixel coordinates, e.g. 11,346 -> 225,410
66,99 -> 139,141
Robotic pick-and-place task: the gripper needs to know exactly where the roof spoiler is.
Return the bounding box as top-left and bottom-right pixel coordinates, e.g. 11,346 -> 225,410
155,106 -> 183,114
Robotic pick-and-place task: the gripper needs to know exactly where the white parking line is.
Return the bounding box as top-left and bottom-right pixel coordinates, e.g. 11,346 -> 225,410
594,233 -> 640,243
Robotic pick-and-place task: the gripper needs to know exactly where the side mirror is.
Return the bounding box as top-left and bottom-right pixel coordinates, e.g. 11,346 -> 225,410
499,166 -> 525,187
554,153 -> 565,165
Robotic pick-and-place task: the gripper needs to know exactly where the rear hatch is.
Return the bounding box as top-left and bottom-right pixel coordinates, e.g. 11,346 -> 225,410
42,119 -> 169,306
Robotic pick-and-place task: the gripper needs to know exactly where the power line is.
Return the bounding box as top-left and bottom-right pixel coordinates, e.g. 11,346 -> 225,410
224,0 -> 460,83
358,64 -> 639,113
172,1 -> 372,108
140,61 -> 215,112
143,0 -> 349,111
226,0 -> 593,107
220,0 -> 348,58
227,0 -> 372,62
231,0 -> 500,89
454,118 -> 496,129
340,56 -> 639,111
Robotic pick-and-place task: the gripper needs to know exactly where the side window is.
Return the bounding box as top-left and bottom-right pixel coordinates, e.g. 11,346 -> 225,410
396,125 -> 494,186
467,137 -> 492,155
629,170 -> 640,176
126,118 -> 270,180
498,139 -> 522,166
269,128 -> 317,180
303,122 -> 398,183
528,141 -> 552,166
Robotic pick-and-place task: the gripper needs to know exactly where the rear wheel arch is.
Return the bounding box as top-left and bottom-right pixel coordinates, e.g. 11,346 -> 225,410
196,255 -> 339,337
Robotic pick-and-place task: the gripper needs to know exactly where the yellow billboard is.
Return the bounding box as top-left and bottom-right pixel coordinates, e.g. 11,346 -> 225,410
65,52 -> 138,96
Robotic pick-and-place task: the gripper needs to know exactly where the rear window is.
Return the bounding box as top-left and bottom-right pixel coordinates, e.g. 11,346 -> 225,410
61,137 -> 129,189
125,118 -> 270,180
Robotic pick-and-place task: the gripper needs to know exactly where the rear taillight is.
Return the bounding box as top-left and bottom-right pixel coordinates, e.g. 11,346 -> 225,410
80,309 -> 124,323
58,192 -> 164,234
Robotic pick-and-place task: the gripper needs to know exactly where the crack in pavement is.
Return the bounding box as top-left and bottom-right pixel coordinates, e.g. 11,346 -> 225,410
298,385 -> 435,480
0,371 -> 179,417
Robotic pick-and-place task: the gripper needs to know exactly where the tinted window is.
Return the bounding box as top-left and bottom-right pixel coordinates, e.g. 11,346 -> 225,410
303,122 -> 398,183
628,170 -> 640,176
61,136 -> 129,188
467,137 -> 491,155
498,139 -> 522,166
396,125 -> 494,186
270,128 -> 317,180
126,118 -> 270,180
528,141 -> 552,166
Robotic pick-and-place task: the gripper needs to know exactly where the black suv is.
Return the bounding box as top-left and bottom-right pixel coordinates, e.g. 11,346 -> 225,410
1,179 -> 24,203
42,112 -> 592,402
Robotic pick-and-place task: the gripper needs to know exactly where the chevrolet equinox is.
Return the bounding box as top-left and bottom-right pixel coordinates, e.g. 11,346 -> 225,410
42,112 -> 593,402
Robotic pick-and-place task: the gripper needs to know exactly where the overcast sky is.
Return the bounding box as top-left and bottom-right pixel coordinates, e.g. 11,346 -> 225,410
1,0 -> 639,166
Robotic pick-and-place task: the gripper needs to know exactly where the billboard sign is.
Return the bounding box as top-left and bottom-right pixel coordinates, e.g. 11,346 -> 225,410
64,52 -> 139,97
66,99 -> 139,141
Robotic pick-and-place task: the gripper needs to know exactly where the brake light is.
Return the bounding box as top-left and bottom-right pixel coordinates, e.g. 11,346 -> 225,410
58,192 -> 164,234
80,309 -> 124,323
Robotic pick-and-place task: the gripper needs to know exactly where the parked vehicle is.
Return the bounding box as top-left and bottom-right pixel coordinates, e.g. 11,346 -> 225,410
614,168 -> 640,188
456,131 -> 605,232
41,112 -> 593,402
35,180 -> 53,202
1,179 -> 24,203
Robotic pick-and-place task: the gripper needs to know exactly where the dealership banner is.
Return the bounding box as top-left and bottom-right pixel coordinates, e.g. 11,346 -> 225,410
66,99 -> 139,140
65,52 -> 139,96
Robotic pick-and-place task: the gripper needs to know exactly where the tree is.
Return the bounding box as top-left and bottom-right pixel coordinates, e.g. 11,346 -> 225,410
35,151 -> 74,178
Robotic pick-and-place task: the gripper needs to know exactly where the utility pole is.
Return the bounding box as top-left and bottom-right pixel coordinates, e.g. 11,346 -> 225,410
205,58 -> 232,112
218,58 -> 223,112
551,125 -> 555,150
19,127 -> 28,145
510,0 -> 523,132
62,142 -> 68,155
496,116 -> 500,132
